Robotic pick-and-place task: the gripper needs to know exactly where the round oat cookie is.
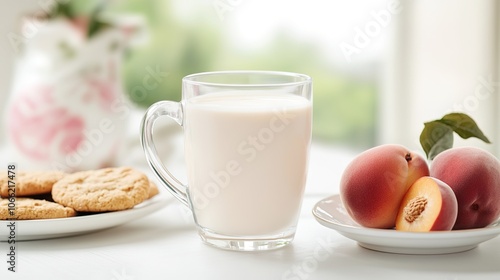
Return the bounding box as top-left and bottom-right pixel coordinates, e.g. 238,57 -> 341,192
0,198 -> 76,220
52,167 -> 150,212
0,171 -> 66,198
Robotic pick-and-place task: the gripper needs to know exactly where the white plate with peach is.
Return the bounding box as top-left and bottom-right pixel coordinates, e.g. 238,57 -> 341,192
313,194 -> 500,255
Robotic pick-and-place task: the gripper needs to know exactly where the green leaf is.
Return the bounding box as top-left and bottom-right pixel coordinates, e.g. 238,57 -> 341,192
47,0 -> 111,39
419,113 -> 491,160
86,0 -> 110,38
48,2 -> 75,19
420,121 -> 454,160
437,113 -> 491,143
87,19 -> 111,38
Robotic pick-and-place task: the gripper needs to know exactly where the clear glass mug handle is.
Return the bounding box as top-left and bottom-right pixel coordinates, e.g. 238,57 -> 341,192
140,101 -> 189,208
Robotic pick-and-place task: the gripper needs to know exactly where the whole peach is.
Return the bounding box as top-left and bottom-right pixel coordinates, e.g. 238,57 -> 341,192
340,144 -> 429,228
430,147 -> 500,229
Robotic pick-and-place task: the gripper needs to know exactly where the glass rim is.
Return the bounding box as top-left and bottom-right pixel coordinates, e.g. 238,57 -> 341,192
182,70 -> 312,87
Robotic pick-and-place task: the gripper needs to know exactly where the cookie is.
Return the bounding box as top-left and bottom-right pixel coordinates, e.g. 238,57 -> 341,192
0,171 -> 66,198
148,181 -> 160,199
0,198 -> 76,220
52,167 -> 150,212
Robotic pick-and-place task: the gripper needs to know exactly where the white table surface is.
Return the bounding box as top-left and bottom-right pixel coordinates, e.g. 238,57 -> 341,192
1,111 -> 500,280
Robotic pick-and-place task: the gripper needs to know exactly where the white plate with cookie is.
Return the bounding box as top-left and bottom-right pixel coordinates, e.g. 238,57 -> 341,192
0,193 -> 170,241
0,167 -> 170,241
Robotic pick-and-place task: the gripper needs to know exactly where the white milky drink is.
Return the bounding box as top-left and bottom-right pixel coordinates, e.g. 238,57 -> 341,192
142,71 -> 312,250
184,91 -> 312,236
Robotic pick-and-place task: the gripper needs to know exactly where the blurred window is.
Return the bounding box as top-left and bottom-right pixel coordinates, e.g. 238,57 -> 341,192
109,0 -> 388,150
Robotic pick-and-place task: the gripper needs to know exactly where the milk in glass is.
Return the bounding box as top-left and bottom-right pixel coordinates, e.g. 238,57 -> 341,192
184,91 -> 312,236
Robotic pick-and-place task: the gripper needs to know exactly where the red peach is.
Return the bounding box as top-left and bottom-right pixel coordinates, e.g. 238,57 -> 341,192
430,147 -> 500,229
340,144 -> 429,228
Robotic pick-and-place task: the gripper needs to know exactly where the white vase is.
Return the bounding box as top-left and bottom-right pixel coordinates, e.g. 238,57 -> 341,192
4,18 -> 135,172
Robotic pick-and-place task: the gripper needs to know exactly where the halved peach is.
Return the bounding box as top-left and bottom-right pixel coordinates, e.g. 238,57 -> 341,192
395,176 -> 458,232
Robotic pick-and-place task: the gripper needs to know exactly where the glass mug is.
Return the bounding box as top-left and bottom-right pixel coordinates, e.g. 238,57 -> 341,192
141,71 -> 312,251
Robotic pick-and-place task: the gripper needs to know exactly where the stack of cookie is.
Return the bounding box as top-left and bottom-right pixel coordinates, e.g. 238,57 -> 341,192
0,167 -> 159,220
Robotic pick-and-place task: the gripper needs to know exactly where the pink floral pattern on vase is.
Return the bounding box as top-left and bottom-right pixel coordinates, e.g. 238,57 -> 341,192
4,19 -> 133,171
8,85 -> 85,161
6,75 -> 127,171
83,78 -> 117,110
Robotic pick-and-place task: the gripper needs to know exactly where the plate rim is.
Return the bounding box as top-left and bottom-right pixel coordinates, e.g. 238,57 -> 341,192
312,194 -> 500,240
0,193 -> 172,241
